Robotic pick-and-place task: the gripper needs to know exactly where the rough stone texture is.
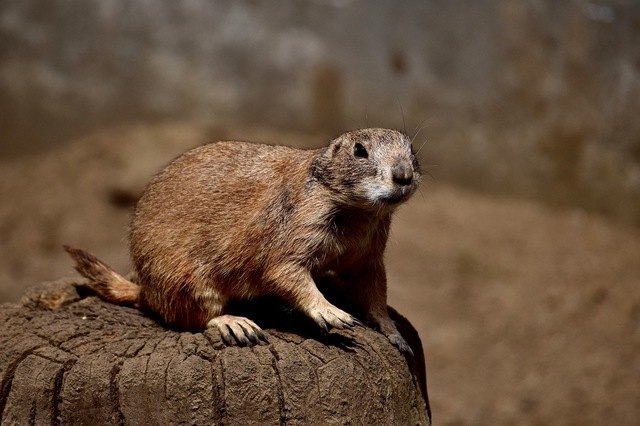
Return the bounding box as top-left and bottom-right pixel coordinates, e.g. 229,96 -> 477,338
0,280 -> 430,425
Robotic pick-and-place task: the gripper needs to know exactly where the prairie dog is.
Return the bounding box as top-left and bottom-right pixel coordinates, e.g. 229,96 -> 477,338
65,128 -> 421,354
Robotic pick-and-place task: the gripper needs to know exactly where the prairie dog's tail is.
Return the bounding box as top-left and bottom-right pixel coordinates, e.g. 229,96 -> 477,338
63,245 -> 140,306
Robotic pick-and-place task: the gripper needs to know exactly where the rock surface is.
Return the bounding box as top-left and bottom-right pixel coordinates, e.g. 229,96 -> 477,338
0,280 -> 430,425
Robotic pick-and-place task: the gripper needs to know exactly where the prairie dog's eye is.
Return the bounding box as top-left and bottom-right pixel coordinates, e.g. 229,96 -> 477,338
354,143 -> 368,158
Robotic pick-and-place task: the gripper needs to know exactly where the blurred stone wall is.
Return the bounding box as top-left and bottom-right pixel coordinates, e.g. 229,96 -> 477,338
1,0 -> 640,223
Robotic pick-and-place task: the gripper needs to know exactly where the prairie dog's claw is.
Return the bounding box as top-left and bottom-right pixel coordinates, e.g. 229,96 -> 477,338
368,313 -> 413,356
387,333 -> 413,356
309,305 -> 358,331
207,315 -> 268,346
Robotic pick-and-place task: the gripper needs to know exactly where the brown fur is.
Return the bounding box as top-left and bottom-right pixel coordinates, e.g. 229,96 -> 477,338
64,245 -> 140,306
66,128 -> 421,353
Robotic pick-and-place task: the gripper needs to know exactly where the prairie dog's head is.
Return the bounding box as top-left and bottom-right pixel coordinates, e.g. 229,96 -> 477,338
312,128 -> 421,209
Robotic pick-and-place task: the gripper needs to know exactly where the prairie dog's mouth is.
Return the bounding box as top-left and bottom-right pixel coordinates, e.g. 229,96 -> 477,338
384,196 -> 404,205
370,185 -> 414,205
384,187 -> 412,204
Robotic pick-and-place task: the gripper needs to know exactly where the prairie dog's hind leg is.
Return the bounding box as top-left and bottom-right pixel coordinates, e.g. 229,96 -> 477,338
207,315 -> 269,346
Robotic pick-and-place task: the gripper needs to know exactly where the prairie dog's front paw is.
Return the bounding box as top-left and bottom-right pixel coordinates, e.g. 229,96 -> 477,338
369,313 -> 413,356
308,304 -> 361,332
207,315 -> 269,346
386,333 -> 414,356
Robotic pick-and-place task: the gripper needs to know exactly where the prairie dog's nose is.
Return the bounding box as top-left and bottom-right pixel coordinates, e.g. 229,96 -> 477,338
392,164 -> 413,186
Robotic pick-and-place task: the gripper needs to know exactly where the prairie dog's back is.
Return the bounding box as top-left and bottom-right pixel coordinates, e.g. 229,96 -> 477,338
136,141 -> 313,217
134,142 -> 311,227
129,141 -> 316,294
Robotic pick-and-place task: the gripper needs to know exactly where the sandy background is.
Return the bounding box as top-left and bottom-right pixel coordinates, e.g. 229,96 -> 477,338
1,122 -> 639,425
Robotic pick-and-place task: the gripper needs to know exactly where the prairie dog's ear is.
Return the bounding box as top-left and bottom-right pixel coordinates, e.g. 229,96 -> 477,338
326,138 -> 343,158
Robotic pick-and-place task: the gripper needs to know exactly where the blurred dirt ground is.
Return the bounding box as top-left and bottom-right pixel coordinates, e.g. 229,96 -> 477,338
1,122 -> 639,425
